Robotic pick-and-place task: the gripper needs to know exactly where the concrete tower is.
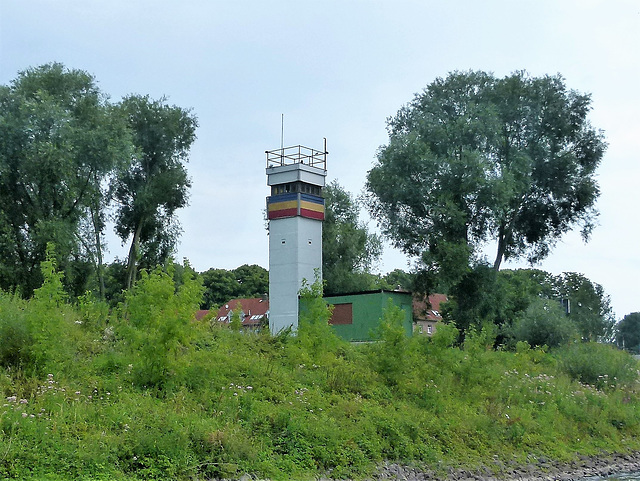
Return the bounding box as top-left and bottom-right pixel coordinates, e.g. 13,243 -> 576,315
266,144 -> 327,333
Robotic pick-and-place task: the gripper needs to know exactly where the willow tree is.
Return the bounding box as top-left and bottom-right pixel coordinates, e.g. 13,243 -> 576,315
113,95 -> 197,289
0,63 -> 130,296
366,71 -> 606,286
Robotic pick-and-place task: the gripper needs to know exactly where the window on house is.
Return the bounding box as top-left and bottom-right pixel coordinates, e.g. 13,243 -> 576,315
329,303 -> 353,325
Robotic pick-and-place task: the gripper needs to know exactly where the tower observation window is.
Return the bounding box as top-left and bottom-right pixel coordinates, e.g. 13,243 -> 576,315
271,182 -> 321,196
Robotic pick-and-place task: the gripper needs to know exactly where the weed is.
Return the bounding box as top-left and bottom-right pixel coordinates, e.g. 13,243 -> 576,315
1,261 -> 640,480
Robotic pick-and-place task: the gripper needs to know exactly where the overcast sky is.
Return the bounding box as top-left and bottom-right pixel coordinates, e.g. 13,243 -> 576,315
1,1 -> 638,318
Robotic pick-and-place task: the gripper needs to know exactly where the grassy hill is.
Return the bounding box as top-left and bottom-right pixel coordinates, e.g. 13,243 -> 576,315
1,263 -> 639,480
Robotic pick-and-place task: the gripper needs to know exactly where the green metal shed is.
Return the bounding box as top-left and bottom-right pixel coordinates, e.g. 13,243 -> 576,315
323,290 -> 414,342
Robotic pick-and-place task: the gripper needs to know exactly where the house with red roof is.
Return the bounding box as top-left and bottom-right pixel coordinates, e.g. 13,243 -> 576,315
412,293 -> 448,336
212,297 -> 269,329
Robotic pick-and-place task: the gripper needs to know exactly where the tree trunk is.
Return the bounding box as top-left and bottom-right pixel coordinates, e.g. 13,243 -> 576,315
90,205 -> 106,300
126,222 -> 144,290
493,224 -> 506,271
11,223 -> 31,291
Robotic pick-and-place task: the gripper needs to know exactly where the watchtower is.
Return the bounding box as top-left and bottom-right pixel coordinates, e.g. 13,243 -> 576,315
266,143 -> 327,333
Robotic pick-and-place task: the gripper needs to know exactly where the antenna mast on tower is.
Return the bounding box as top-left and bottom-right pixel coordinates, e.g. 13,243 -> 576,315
280,114 -> 284,152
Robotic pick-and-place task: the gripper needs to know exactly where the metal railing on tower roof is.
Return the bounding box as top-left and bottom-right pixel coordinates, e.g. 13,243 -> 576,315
266,145 -> 327,170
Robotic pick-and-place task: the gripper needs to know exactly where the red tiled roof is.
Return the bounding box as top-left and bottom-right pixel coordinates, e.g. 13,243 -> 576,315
214,297 -> 269,326
413,294 -> 448,321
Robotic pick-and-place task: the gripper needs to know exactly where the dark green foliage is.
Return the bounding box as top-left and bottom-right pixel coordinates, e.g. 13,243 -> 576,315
113,95 -> 197,289
366,70 -> 605,281
444,266 -> 615,342
199,264 -> 268,309
0,292 -> 31,368
322,181 -> 382,295
616,312 -> 640,353
233,264 -> 269,297
508,298 -> 579,349
553,272 -> 616,342
102,260 -> 128,305
0,64 -> 198,299
443,264 -> 500,335
442,265 -> 537,340
378,71 -> 615,348
380,269 -> 416,291
556,342 -> 638,390
0,63 -> 131,297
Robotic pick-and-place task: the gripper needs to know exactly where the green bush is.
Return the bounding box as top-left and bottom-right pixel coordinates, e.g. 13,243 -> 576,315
22,244 -> 83,373
0,293 -> 32,368
464,322 -> 498,353
429,322 -> 459,350
297,275 -> 342,360
508,298 -> 579,349
556,341 -> 639,390
369,300 -> 409,386
119,262 -> 203,390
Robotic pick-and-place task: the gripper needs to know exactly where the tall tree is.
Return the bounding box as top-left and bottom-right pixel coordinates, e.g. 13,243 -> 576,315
381,269 -> 415,291
443,266 -> 615,343
233,264 -> 269,298
199,264 -> 268,309
113,95 -> 197,289
508,297 -> 579,349
616,312 -> 640,353
0,63 -> 130,296
322,181 -> 382,295
553,272 -> 615,342
366,71 -> 606,285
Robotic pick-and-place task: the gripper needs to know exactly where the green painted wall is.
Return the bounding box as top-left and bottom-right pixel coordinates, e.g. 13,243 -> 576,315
323,290 -> 413,342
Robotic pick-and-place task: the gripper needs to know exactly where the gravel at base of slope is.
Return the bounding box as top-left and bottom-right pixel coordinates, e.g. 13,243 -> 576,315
373,452 -> 640,481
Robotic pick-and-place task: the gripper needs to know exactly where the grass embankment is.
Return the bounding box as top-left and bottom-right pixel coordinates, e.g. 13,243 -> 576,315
1,263 -> 639,480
